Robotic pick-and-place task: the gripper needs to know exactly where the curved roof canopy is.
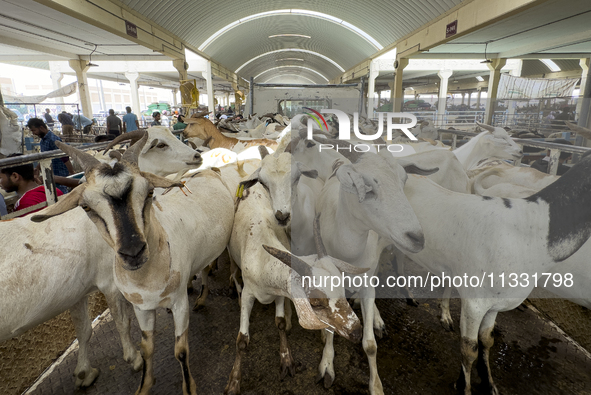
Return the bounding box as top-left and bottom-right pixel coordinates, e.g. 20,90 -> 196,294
120,0 -> 464,83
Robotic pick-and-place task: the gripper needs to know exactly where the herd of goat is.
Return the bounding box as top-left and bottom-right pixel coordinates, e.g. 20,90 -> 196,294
2,110 -> 591,395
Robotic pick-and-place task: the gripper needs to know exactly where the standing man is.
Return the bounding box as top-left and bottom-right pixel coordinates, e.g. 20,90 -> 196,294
122,106 -> 139,133
26,118 -> 74,194
43,108 -> 54,130
57,111 -> 75,136
71,113 -> 94,134
0,155 -> 64,217
106,109 -> 122,136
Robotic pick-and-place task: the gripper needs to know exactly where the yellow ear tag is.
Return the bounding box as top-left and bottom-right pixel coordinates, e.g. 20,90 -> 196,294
236,184 -> 244,198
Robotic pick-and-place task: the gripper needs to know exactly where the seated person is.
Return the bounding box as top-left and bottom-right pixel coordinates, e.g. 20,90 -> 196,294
0,156 -> 63,217
173,114 -> 187,130
530,139 -> 572,176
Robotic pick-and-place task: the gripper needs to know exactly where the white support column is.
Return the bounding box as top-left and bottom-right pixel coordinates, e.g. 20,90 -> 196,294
367,59 -> 379,119
484,58 -> 507,125
437,70 -> 453,127
467,92 -> 472,108
576,58 -> 590,120
124,71 -> 141,115
476,88 -> 482,110
391,58 -> 409,113
461,93 -> 466,106
205,61 -> 215,114
171,89 -> 178,106
68,59 -> 92,118
49,61 -> 64,108
172,58 -> 188,82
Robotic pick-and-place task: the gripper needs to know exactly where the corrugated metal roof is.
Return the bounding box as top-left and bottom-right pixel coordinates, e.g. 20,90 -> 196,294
120,0 -> 463,81
522,59 -> 582,76
0,61 -> 49,70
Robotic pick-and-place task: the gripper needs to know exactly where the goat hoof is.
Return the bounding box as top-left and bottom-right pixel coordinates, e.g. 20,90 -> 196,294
406,297 -> 419,307
224,380 -> 241,395
440,318 -> 455,332
316,371 -> 334,389
280,357 -> 296,380
374,327 -> 388,339
75,367 -> 100,388
192,302 -> 205,312
131,352 -> 143,372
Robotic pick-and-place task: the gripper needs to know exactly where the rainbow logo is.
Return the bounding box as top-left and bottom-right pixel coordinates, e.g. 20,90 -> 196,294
303,107 -> 328,131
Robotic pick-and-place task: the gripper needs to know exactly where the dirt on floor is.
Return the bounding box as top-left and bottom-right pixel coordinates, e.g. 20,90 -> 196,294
21,252 -> 591,395
0,293 -> 108,395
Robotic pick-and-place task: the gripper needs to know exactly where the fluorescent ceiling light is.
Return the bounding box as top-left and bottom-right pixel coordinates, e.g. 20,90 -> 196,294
269,34 -> 311,39
540,59 -> 561,72
236,49 -> 344,72
254,66 -> 328,81
276,58 -> 305,61
199,9 -> 382,51
476,76 -> 484,82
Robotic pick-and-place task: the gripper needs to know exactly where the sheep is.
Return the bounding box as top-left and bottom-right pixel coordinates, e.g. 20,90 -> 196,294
224,181 -> 364,394
32,135 -> 235,395
399,152 -> 591,394
183,114 -> 278,152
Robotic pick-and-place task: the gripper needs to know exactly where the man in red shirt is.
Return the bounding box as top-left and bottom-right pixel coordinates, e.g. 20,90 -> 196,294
0,157 -> 63,217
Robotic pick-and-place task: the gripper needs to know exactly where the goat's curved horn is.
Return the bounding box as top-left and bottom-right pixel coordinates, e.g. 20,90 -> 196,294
103,130 -> 146,154
122,134 -> 148,165
55,141 -> 100,172
108,150 -> 122,161
566,121 -> 591,139
475,122 -> 495,132
258,145 -> 270,159
313,213 -> 327,258
262,245 -> 314,278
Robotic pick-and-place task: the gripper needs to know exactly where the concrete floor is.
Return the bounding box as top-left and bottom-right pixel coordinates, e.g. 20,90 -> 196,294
24,260 -> 591,395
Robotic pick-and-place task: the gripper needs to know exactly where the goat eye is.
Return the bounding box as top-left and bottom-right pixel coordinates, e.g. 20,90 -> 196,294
306,141 -> 315,148
147,189 -> 154,198
81,204 -> 91,212
157,143 -> 167,149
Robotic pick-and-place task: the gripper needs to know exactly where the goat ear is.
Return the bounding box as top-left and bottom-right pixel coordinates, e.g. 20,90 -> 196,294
140,172 -> 183,189
30,185 -> 86,222
183,118 -> 200,124
141,138 -> 159,155
296,162 -> 318,179
239,168 -> 260,190
335,166 -> 372,203
397,159 -> 439,176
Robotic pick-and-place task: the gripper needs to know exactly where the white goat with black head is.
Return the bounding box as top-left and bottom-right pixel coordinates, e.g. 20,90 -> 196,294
32,136 -> 235,395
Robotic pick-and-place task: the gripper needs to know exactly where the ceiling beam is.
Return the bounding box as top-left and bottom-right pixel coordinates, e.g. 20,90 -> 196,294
0,35 -> 77,59
33,0 -> 245,87
412,52 -> 501,59
499,30 -> 591,58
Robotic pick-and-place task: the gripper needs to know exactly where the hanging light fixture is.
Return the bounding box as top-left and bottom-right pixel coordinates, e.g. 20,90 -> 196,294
480,42 -> 492,64
86,44 -> 99,67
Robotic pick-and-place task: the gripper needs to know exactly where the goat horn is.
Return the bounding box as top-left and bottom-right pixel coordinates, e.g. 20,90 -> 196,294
566,121 -> 591,139
258,145 -> 270,159
55,141 -> 100,172
313,213 -> 327,258
103,130 -> 146,154
475,122 -> 495,132
122,134 -> 148,165
262,245 -> 314,278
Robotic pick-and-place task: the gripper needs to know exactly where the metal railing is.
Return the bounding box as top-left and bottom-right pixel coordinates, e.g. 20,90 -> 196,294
435,128 -> 589,175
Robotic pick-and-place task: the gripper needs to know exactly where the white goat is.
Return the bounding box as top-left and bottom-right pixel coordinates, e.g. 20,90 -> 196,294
224,187 -> 364,394
400,153 -> 591,394
0,131 -> 204,388
32,136 -> 234,395
102,127 -> 202,177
